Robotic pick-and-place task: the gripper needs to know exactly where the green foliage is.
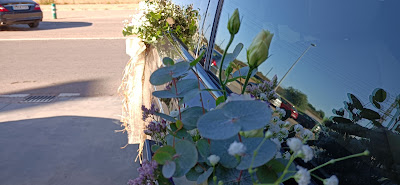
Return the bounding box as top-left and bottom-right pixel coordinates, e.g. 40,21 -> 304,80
123,0 -> 199,47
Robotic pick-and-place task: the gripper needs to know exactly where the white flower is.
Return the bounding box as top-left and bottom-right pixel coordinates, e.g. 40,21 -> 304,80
284,121 -> 290,127
268,124 -> 280,134
265,130 -> 273,138
260,93 -> 267,100
207,155 -> 220,166
287,138 -> 303,152
279,109 -> 286,117
228,141 -> 246,156
277,120 -> 285,128
324,175 -> 339,185
294,124 -> 304,133
283,151 -> 291,159
271,116 -> 280,123
188,129 -> 198,136
300,129 -> 313,140
300,145 -> 314,163
294,166 -> 311,185
279,128 -> 289,138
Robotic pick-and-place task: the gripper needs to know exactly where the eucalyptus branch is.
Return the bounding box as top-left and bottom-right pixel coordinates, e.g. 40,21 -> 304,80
309,150 -> 369,173
218,34 -> 235,99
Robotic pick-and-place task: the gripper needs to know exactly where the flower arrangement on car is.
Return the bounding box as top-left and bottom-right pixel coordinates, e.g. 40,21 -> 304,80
128,8 -> 369,185
123,0 -> 199,47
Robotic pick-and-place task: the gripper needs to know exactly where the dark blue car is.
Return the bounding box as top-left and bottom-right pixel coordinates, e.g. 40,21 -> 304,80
0,0 -> 42,28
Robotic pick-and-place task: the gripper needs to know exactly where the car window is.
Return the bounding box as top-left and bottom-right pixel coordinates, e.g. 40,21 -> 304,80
171,0 -> 220,59
211,1 -> 400,184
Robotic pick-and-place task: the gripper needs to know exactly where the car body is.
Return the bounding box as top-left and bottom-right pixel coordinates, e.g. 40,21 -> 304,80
270,97 -> 282,108
279,98 -> 298,119
151,0 -> 400,184
0,0 -> 42,28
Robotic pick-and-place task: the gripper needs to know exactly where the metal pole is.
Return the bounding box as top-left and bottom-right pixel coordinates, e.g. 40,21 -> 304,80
51,3 -> 57,19
274,43 -> 316,91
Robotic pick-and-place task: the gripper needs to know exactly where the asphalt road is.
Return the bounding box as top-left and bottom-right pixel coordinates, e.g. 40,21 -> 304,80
0,8 -> 141,185
0,9 -> 133,97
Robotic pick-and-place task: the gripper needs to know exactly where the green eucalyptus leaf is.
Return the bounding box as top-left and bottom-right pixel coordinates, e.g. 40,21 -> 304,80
236,138 -> 277,170
186,168 -> 202,181
373,88 -> 387,102
360,108 -> 381,120
256,164 -> 279,183
210,136 -> 239,168
196,139 -> 210,159
151,145 -> 160,153
156,145 -> 176,156
174,140 -> 198,172
176,120 -> 184,130
190,50 -> 205,67
153,79 -> 198,99
215,43 -> 244,70
349,93 -> 363,109
162,161 -> 176,178
198,100 -> 271,140
232,66 -> 258,79
197,167 -> 213,184
154,112 -> 176,122
276,159 -> 296,182
150,62 -> 190,85
180,107 -> 205,130
331,116 -> 353,124
153,151 -> 172,165
179,89 -> 200,105
163,57 -> 175,66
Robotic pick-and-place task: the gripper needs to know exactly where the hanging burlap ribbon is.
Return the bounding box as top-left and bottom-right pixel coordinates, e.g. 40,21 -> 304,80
118,37 -> 161,163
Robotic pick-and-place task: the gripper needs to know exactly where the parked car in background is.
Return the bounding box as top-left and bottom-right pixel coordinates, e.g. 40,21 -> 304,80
270,97 -> 282,108
0,0 -> 42,28
280,98 -> 298,120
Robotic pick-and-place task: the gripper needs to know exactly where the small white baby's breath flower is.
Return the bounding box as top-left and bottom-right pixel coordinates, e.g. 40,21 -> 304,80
260,93 -> 267,100
277,120 -> 285,128
284,121 -> 290,127
300,129 -> 313,140
268,124 -> 280,134
300,145 -> 314,163
287,138 -> 303,152
294,124 -> 304,133
271,116 -> 280,123
294,166 -> 311,185
283,151 -> 291,159
188,129 -> 198,136
324,175 -> 339,185
207,155 -> 220,166
228,141 -> 246,156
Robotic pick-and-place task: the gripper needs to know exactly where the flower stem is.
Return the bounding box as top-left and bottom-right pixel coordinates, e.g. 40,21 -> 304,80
309,150 -> 369,173
310,173 -> 325,182
273,153 -> 296,185
241,67 -> 254,94
219,34 -> 235,99
248,137 -> 268,176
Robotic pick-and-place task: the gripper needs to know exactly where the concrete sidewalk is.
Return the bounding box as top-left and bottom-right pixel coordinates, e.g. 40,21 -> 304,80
0,96 -> 139,185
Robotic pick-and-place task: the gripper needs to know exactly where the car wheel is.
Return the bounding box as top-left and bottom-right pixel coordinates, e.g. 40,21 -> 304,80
28,22 -> 39,28
282,109 -> 291,121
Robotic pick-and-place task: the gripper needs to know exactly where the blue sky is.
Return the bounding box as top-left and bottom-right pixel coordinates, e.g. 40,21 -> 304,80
171,0 -> 400,119
213,0 -> 400,118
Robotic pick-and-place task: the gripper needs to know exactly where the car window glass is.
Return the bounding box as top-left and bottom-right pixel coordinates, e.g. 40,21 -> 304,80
212,1 -> 400,184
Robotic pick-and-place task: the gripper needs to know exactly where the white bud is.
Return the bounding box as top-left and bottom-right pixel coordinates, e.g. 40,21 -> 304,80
324,175 -> 339,185
228,141 -> 246,156
207,155 -> 220,166
287,138 -> 303,152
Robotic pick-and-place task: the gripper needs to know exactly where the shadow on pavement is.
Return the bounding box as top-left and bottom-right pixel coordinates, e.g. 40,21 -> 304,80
0,116 -> 139,185
0,21 -> 92,31
0,79 -> 108,113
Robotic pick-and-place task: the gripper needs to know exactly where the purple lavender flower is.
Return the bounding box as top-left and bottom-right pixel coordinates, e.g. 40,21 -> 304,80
142,104 -> 159,121
143,121 -> 167,136
128,160 -> 158,185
